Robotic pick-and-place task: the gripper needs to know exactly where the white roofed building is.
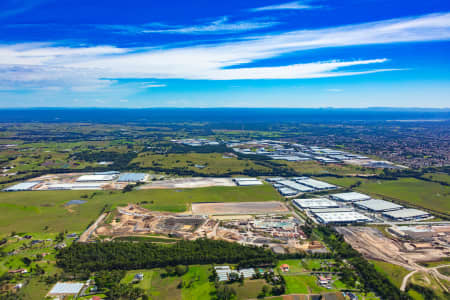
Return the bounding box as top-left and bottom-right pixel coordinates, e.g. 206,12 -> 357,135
293,198 -> 339,210
330,192 -> 371,202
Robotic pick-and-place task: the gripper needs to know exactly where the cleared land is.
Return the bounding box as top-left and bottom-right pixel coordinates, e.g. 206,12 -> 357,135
192,201 -> 289,215
140,177 -> 235,189
0,185 -> 282,234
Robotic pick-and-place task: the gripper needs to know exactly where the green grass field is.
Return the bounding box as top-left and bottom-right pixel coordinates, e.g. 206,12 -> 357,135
132,152 -> 271,175
369,260 -> 410,288
319,176 -> 450,213
181,265 -> 215,300
284,275 -> 310,294
421,172 -> 450,185
283,160 -> 381,176
121,269 -> 154,290
229,279 -> 267,299
0,184 -> 282,234
120,266 -> 266,300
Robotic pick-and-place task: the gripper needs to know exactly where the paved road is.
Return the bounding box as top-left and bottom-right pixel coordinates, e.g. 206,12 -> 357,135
369,221 -> 450,225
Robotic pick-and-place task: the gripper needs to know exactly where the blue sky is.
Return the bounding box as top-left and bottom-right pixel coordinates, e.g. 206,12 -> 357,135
0,0 -> 449,108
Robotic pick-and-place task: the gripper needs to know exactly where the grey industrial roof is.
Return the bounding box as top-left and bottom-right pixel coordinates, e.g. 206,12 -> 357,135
117,173 -> 147,182
48,282 -> 84,295
310,207 -> 355,213
315,211 -> 372,224
330,192 -> 371,202
295,178 -> 336,189
4,181 -> 40,191
238,268 -> 256,278
382,208 -> 430,219
293,198 -> 339,209
278,180 -> 314,192
355,199 -> 403,212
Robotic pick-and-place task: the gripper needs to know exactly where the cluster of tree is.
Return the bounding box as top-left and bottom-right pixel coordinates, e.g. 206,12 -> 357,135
163,265 -> 189,277
95,270 -> 126,290
57,239 -> 276,272
317,226 -> 411,300
71,150 -> 137,169
168,143 -> 229,154
107,283 -> 145,300
216,285 -> 237,300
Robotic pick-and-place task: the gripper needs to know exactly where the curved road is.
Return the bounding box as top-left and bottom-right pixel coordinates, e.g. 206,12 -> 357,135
400,264 -> 450,291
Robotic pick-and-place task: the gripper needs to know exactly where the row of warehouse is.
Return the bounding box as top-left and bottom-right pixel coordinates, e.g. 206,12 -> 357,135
293,192 -> 431,224
266,177 -> 337,196
3,172 -> 149,192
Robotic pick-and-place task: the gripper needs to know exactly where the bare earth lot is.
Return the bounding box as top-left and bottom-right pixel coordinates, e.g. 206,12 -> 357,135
192,201 -> 289,215
139,177 -> 236,189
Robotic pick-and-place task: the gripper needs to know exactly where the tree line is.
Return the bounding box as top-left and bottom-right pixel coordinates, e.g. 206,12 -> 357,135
56,239 -> 276,272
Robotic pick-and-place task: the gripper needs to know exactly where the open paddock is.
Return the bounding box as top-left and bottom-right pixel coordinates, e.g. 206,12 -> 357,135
192,201 -> 289,215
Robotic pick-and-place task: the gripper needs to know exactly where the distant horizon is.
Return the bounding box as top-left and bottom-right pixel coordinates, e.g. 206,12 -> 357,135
1,107 -> 449,110
1,107 -> 448,123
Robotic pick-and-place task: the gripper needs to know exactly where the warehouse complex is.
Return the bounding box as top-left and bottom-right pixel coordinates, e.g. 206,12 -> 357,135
2,172 -> 151,191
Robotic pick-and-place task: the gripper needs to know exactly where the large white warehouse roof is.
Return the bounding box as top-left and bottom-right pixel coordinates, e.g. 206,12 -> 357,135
295,178 -> 337,190
382,208 -> 430,220
4,181 -> 40,191
278,180 -> 314,192
293,198 -> 339,209
330,192 -> 371,202
315,211 -> 372,224
76,174 -> 116,182
355,199 -> 403,212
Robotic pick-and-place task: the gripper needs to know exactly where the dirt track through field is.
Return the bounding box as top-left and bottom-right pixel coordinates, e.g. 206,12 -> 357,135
192,201 -> 289,215
79,212 -> 107,242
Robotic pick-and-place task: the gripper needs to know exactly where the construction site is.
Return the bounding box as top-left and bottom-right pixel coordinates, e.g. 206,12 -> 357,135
336,226 -> 450,292
82,203 -> 326,254
91,205 -> 213,241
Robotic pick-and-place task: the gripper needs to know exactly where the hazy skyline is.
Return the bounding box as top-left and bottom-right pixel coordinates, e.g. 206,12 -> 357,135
0,0 -> 449,108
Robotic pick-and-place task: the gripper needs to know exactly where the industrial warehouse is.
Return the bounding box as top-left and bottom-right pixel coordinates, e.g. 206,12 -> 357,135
314,211 -> 372,224
232,177 -> 263,186
355,199 -> 404,212
293,198 -> 339,209
382,208 -> 431,221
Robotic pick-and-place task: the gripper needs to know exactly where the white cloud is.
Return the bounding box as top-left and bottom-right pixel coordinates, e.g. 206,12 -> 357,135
100,16 -> 278,35
142,16 -> 278,35
251,1 -> 320,12
0,12 -> 449,88
142,84 -> 167,88
119,99 -> 128,102
326,88 -> 343,92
